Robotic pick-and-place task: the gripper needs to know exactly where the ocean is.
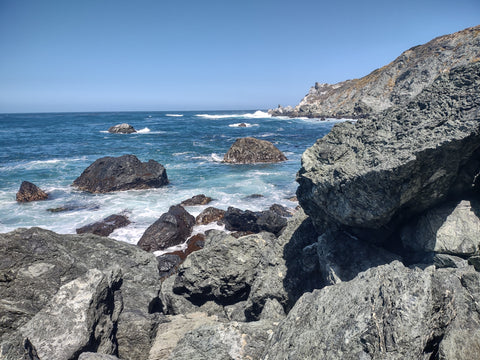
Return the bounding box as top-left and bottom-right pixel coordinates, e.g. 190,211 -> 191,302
0,110 -> 346,247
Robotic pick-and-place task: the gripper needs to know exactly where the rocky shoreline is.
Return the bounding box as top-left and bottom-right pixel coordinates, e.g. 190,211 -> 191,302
2,26 -> 480,359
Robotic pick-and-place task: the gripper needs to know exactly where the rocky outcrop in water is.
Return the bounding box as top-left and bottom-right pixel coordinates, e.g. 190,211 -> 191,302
73,154 -> 168,193
223,137 -> 287,164
15,181 -> 48,202
76,214 -> 131,236
195,207 -> 225,225
138,205 -> 195,252
180,194 -> 212,206
297,61 -> 480,244
108,123 -> 136,134
269,25 -> 480,119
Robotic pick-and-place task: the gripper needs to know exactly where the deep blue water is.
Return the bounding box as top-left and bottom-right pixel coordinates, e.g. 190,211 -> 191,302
0,110 -> 344,246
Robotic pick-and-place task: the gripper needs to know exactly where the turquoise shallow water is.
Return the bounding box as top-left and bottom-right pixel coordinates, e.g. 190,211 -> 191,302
0,110 -> 346,244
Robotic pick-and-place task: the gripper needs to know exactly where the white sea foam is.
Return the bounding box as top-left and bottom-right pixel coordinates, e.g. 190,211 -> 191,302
137,127 -> 151,133
191,153 -> 223,163
0,157 -> 87,171
196,110 -> 271,120
166,114 -> 183,117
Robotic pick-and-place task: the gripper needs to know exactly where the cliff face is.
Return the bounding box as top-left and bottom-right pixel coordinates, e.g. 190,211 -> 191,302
269,25 -> 480,119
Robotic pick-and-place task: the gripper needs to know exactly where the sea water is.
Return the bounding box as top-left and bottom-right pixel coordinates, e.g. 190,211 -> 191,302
0,110 -> 348,245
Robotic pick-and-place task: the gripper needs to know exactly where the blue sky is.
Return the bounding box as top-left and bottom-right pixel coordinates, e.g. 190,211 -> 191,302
0,0 -> 479,113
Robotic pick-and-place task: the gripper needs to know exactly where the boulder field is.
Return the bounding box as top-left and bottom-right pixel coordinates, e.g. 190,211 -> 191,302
2,27 -> 480,360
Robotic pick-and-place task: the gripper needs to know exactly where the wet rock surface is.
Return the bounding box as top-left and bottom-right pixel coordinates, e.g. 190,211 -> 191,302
76,214 -> 131,237
180,194 -> 212,206
138,205 -> 195,252
108,123 -> 136,134
73,154 -> 168,193
223,137 -> 287,164
15,181 -> 48,202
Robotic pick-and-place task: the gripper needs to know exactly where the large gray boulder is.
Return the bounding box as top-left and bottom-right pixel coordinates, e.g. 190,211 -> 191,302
138,205 -> 195,252
297,62 -> 480,241
401,199 -> 480,257
263,261 -> 480,360
0,227 -> 162,360
20,268 -> 122,360
223,137 -> 287,164
161,209 -> 321,321
73,154 -> 168,193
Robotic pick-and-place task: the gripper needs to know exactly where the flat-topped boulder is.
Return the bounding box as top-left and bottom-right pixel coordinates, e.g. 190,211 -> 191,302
108,123 -> 136,134
16,181 -> 48,202
223,137 -> 287,164
72,154 -> 168,193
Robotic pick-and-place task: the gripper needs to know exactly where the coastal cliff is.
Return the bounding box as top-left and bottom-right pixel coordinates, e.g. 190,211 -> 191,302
269,25 -> 480,119
2,26 -> 480,359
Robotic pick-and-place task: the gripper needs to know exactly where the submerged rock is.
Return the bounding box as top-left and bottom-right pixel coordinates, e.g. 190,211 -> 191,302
297,62 -> 480,241
223,137 -> 287,164
180,194 -> 212,206
138,205 -> 195,252
15,181 -> 48,202
108,123 -> 136,134
73,154 -> 168,193
76,214 -> 131,237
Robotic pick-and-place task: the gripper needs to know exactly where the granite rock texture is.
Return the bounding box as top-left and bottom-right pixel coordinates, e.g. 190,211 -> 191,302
297,62 -> 480,241
73,154 -> 168,193
108,123 -> 136,134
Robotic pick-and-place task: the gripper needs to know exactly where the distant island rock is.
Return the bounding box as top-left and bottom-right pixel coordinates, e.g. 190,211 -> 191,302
72,154 -> 168,193
16,181 -> 48,202
269,25 -> 480,119
108,123 -> 137,134
223,137 -> 287,164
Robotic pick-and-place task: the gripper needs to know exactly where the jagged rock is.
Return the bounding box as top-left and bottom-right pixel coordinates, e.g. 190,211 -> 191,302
108,123 -> 136,134
401,199 -> 480,257
263,261 -> 480,360
138,205 -> 195,252
168,320 -> 276,360
15,181 -> 48,202
161,210 -> 316,321
147,312 -> 218,360
269,203 -> 293,217
20,268 -> 122,360
269,25 -> 480,119
79,353 -> 120,360
73,154 -> 168,193
0,227 -> 161,360
297,62 -> 480,242
76,214 -> 131,237
195,207 -> 225,225
180,194 -> 212,206
317,230 -> 402,285
223,206 -> 287,237
223,137 -> 287,164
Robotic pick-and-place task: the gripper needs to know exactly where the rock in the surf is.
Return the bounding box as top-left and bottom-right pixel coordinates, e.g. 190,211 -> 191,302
16,181 -> 48,202
195,207 -> 226,225
72,154 -> 168,193
137,205 -> 195,252
180,194 -> 212,206
108,123 -> 136,134
223,137 -> 287,164
76,214 -> 131,237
